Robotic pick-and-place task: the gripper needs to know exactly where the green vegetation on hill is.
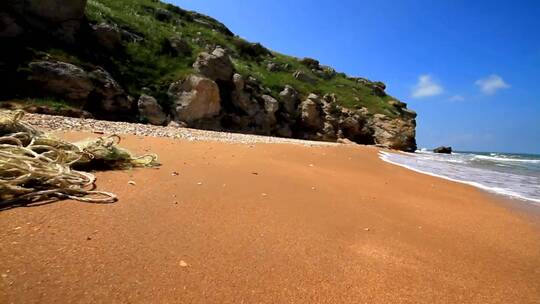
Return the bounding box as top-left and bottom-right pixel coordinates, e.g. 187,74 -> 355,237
82,0 -> 400,116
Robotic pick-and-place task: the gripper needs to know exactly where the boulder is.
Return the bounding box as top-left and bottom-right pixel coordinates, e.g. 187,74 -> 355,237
5,0 -> 87,43
138,95 -> 167,125
293,70 -> 317,84
88,68 -> 132,114
278,85 -> 299,114
300,58 -> 320,69
91,23 -> 123,52
0,12 -> 24,38
193,47 -> 234,82
262,95 -> 279,114
28,61 -> 94,103
262,94 -> 279,124
368,114 -> 417,152
155,8 -> 174,22
231,73 -> 259,116
168,74 -> 221,123
433,146 -> 452,154
298,94 -> 323,130
163,36 -> 192,57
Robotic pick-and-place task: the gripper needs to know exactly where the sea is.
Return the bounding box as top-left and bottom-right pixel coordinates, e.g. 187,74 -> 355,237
379,149 -> 540,205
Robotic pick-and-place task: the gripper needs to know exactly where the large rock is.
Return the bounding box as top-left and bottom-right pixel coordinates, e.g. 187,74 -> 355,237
368,114 -> 417,152
88,68 -> 132,114
5,0 -> 87,43
163,36 -> 192,57
262,94 -> 279,124
278,85 -> 299,115
0,12 -> 24,38
231,73 -> 259,116
91,23 -> 123,51
28,61 -> 94,103
298,94 -> 323,130
293,70 -> 317,84
193,47 -> 234,82
138,95 -> 167,125
433,146 -> 452,154
168,74 -> 221,123
27,61 -> 134,119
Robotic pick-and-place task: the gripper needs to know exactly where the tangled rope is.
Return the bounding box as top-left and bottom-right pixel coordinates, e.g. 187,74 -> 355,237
0,111 -> 159,208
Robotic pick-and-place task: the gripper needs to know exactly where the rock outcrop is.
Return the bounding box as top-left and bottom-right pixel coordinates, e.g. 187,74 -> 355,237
298,94 -> 323,130
168,74 -> 221,124
138,95 -> 168,126
28,61 -> 94,103
27,60 -> 134,120
193,47 -> 234,82
368,114 -> 417,152
433,146 -> 452,154
3,0 -> 87,43
0,0 -> 418,152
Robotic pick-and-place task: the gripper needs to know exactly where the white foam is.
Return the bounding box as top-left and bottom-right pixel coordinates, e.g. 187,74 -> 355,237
379,151 -> 540,205
473,155 -> 540,164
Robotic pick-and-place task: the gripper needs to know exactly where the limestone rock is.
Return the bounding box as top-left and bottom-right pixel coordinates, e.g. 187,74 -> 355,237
91,23 -> 123,51
231,73 -> 259,116
298,94 -> 323,130
5,0 -> 87,43
293,70 -> 317,84
168,74 -> 221,123
433,146 -> 452,154
138,95 -> 167,125
163,36 -> 192,57
88,68 -> 132,114
193,47 -> 234,82
28,61 -> 93,103
368,114 -> 417,152
279,85 -> 299,115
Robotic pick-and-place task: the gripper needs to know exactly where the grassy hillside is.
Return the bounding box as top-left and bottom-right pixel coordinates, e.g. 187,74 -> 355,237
81,0 -> 400,116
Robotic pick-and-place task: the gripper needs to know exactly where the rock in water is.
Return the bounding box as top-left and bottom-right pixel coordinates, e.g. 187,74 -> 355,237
433,146 -> 452,154
168,74 -> 221,124
138,95 -> 168,126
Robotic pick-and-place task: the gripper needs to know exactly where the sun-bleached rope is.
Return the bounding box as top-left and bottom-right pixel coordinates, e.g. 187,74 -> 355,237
0,111 -> 159,207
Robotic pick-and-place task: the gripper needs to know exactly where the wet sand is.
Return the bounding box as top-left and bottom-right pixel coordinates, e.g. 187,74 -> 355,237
1,133 -> 540,303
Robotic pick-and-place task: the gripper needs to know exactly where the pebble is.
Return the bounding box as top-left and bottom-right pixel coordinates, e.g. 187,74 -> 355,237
128,181 -> 136,186
172,171 -> 180,176
179,260 -> 188,267
197,182 -> 203,186
14,111 -> 338,146
261,193 -> 268,197
364,228 -> 370,231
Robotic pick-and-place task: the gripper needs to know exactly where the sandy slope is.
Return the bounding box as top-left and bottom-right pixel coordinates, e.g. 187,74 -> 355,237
1,132 -> 539,304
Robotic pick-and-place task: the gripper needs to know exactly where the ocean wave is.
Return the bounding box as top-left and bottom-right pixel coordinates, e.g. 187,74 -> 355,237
472,155 -> 540,164
378,151 -> 540,205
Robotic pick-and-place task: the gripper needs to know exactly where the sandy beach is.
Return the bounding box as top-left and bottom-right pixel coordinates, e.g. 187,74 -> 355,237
1,130 -> 540,303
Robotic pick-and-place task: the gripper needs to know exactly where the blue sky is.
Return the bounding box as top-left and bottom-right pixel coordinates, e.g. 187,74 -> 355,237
169,0 -> 540,153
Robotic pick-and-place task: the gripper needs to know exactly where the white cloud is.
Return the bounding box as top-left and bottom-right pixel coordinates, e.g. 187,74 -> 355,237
412,75 -> 443,98
449,95 -> 465,102
475,74 -> 510,95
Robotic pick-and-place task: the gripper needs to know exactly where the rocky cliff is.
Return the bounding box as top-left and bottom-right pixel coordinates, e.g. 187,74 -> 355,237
0,0 -> 417,151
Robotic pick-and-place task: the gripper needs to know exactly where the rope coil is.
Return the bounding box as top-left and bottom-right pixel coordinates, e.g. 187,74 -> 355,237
0,111 -> 159,207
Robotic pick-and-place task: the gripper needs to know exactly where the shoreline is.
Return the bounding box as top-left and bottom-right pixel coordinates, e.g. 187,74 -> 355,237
379,150 -> 540,206
2,116 -> 540,303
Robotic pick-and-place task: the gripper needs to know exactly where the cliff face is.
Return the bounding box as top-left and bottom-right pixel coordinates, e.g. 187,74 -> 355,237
0,0 -> 417,151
